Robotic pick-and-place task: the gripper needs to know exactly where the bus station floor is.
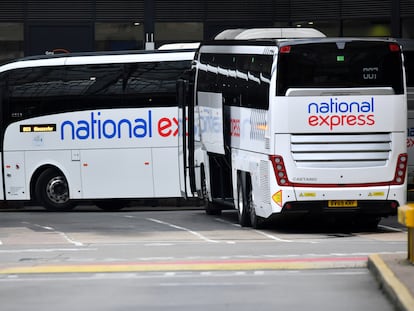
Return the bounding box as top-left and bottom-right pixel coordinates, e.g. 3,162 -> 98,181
368,253 -> 414,311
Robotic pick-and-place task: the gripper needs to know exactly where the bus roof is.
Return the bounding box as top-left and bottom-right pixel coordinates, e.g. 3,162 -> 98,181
158,43 -> 200,50
214,28 -> 326,40
0,48 -> 196,73
200,37 -> 401,50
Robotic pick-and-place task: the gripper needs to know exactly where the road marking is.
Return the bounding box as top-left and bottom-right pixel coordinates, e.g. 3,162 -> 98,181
369,254 -> 414,311
378,225 -> 406,233
0,256 -> 368,275
252,229 -> 295,243
146,218 -> 220,243
214,217 -> 318,243
0,248 -> 95,254
21,222 -> 84,246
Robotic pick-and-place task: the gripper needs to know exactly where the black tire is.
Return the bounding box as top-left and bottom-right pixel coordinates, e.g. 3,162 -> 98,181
95,200 -> 125,211
356,216 -> 381,231
250,196 -> 265,229
237,174 -> 251,227
35,168 -> 75,212
201,168 -> 221,215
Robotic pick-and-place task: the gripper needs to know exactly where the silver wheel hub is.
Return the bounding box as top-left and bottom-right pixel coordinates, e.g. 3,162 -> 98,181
46,176 -> 69,204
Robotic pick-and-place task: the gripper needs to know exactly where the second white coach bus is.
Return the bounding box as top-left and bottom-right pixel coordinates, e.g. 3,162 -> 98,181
0,49 -> 195,211
181,36 -> 408,228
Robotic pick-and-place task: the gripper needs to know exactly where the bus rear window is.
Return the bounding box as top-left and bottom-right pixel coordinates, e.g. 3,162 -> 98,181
277,41 -> 404,95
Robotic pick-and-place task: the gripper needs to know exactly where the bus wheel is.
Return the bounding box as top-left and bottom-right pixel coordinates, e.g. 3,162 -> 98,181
95,200 -> 125,211
237,175 -> 251,227
202,167 -> 221,215
356,216 -> 381,231
35,169 -> 74,212
250,197 -> 264,229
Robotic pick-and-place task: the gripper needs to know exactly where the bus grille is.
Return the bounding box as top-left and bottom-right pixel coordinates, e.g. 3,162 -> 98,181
290,133 -> 391,168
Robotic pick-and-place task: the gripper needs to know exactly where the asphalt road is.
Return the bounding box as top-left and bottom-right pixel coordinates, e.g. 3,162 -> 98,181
0,204 -> 407,310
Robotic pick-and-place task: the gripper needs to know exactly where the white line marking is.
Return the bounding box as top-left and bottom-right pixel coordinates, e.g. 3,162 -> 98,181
214,217 -> 316,243
0,248 -> 95,253
214,218 -> 240,227
22,222 -> 84,246
378,225 -> 406,233
146,218 -> 220,243
252,229 -> 295,242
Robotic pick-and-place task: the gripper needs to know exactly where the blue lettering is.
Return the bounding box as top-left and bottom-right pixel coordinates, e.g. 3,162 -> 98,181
60,110 -> 154,141
117,119 -> 133,138
307,97 -> 375,114
76,120 -> 90,140
102,120 -> 116,138
307,102 -> 318,114
61,120 -> 75,140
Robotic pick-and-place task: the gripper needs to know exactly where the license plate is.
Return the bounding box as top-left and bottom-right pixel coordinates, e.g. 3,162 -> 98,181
328,200 -> 358,208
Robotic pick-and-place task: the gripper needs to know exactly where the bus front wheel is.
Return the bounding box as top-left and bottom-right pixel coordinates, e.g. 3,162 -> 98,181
35,169 -> 74,212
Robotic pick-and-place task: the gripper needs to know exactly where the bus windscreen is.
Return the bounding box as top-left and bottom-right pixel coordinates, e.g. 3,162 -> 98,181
277,41 -> 404,96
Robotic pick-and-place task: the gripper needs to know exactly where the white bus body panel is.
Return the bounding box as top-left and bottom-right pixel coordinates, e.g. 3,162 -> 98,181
407,110 -> 414,186
3,107 -> 181,200
0,153 -> 4,199
228,94 -> 407,218
198,91 -> 225,155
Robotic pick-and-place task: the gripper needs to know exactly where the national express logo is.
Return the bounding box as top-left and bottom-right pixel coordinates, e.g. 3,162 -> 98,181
307,97 -> 375,130
60,111 -> 179,140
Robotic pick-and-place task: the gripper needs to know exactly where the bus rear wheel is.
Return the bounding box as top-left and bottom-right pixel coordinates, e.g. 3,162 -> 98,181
237,174 -> 252,227
201,167 -> 221,215
35,168 -> 74,212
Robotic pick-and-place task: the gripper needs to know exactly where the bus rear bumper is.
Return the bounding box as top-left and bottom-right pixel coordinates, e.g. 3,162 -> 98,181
280,200 -> 399,217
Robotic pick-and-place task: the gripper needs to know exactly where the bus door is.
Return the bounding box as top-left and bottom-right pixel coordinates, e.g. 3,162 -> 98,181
177,77 -> 196,198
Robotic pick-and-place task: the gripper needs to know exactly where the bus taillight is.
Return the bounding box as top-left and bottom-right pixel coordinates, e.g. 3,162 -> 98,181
389,43 -> 401,52
392,153 -> 408,185
270,155 -> 292,186
279,46 -> 291,54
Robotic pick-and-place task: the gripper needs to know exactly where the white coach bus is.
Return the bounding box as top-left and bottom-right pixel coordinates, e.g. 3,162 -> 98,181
399,40 -> 414,188
0,49 -> 195,211
180,32 -> 407,229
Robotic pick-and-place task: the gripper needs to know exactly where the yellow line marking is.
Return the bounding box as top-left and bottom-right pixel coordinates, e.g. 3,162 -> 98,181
369,254 -> 414,311
0,258 -> 367,274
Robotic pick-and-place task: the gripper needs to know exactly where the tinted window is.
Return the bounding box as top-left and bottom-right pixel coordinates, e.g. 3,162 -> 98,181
197,53 -> 272,109
404,50 -> 414,87
277,41 -> 404,95
124,61 -> 191,107
6,66 -> 66,124
3,60 -> 191,124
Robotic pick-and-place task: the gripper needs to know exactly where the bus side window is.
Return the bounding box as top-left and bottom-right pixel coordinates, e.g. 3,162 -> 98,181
243,55 -> 271,110
63,63 -> 124,111
124,60 -> 190,108
7,67 -> 66,122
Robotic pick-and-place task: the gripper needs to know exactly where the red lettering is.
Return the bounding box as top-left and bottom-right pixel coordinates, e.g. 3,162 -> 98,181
158,117 -> 172,137
366,114 -> 375,125
172,117 -> 179,136
329,115 -> 341,130
308,115 -> 319,126
357,114 -> 366,125
347,115 -> 357,125
319,115 -> 330,126
230,119 -> 240,137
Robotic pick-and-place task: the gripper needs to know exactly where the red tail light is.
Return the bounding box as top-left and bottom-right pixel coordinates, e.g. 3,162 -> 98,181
279,46 -> 291,54
389,43 -> 400,52
391,153 -> 407,185
270,155 -> 292,186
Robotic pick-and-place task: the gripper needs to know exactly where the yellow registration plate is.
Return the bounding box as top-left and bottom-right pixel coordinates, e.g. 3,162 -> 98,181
328,200 -> 358,208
